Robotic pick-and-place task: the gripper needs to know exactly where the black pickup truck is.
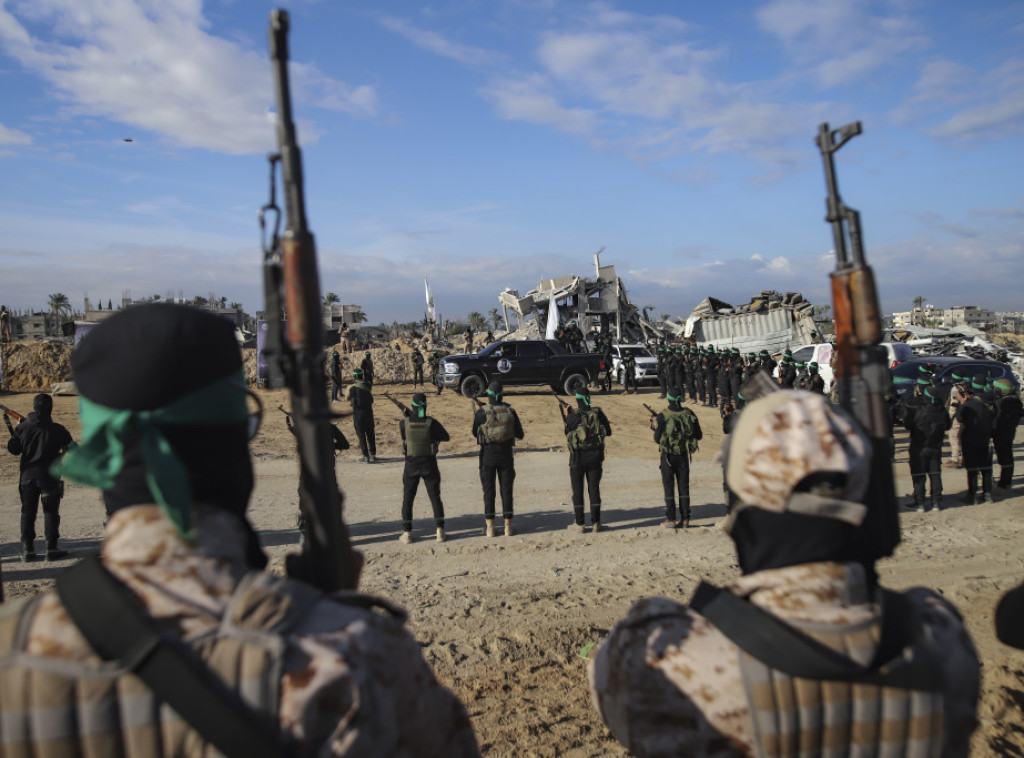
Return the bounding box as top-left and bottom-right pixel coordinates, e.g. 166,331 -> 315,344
439,340 -> 607,397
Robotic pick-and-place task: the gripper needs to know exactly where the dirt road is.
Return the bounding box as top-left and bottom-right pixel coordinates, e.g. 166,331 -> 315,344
2,383 -> 1022,756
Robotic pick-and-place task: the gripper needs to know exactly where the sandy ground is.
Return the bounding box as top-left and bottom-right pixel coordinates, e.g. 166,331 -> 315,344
2,382 -> 1023,756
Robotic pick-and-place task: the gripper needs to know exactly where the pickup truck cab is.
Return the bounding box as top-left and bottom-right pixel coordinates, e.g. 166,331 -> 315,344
439,340 -> 606,397
611,344 -> 659,385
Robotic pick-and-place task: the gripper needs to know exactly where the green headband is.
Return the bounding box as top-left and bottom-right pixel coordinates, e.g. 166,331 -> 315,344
487,388 -> 503,398
53,372 -> 249,540
667,392 -> 681,403
574,392 -> 591,406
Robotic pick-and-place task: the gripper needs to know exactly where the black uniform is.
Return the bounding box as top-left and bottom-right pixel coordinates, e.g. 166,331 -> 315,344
400,414 -> 451,532
993,391 -> 1023,489
600,344 -> 614,393
360,354 -> 375,389
656,350 -> 669,398
902,396 -> 951,510
704,352 -> 718,407
346,381 -> 376,461
956,395 -> 994,503
564,403 -> 612,528
7,401 -> 74,558
329,352 -> 343,401
472,401 -> 525,521
653,401 -> 702,526
621,353 -> 638,394
411,350 -> 425,387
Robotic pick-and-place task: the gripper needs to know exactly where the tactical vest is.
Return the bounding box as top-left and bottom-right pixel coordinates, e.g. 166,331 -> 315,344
736,610 -> 945,758
478,404 -> 515,445
659,409 -> 698,457
0,572 -> 387,757
566,407 -> 604,452
404,417 -> 436,457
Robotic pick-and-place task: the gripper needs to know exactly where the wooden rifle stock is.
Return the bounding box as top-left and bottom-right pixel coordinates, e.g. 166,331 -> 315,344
267,9 -> 358,591
818,121 -> 900,560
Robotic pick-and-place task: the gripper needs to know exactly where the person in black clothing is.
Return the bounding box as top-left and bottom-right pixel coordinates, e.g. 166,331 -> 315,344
901,385 -> 951,511
329,350 -> 343,402
360,350 -> 375,389
728,349 -> 744,404
620,351 -> 639,395
716,352 -> 732,413
411,348 -> 425,387
656,347 -> 669,399
600,341 -> 614,393
652,386 -> 702,529
399,393 -> 451,543
806,362 -> 826,394
562,386 -> 612,533
778,350 -> 797,388
992,378 -> 1022,490
346,368 -> 376,463
472,381 -> 525,537
704,348 -> 718,407
956,377 -> 995,504
7,393 -> 75,561
286,412 -> 349,546
694,349 -> 707,405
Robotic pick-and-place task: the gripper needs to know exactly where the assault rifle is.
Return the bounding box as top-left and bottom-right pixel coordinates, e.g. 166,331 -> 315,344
0,403 -> 24,437
642,402 -> 659,430
261,10 -> 358,591
551,389 -> 572,421
383,392 -> 412,417
471,397 -> 485,410
817,121 -> 900,560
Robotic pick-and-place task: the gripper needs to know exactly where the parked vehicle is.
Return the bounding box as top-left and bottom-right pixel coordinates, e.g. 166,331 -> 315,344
774,341 -> 913,393
890,356 -> 1019,404
438,339 -> 606,397
610,344 -> 659,386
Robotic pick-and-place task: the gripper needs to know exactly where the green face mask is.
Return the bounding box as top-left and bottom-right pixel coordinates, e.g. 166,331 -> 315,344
53,371 -> 250,539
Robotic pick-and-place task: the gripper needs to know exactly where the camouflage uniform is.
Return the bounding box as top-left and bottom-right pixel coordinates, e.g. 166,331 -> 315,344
589,390 -> 979,758
0,504 -> 479,756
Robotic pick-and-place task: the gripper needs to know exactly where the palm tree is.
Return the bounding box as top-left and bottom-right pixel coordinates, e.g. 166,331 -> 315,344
323,292 -> 340,307
488,308 -> 502,330
467,311 -> 487,332
48,293 -> 71,336
350,309 -> 367,325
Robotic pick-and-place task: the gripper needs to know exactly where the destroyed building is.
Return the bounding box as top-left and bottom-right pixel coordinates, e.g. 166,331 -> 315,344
497,252 -> 665,344
681,291 -> 820,355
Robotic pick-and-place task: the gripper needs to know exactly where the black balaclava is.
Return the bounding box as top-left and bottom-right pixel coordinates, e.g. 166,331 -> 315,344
667,386 -> 683,411
33,393 -> 53,420
487,381 -> 503,405
68,303 -> 265,568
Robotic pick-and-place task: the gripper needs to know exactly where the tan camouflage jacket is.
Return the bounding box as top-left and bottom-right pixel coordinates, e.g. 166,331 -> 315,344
588,562 -> 979,758
18,505 -> 479,757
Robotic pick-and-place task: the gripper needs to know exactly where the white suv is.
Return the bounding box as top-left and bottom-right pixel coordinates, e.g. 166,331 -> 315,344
611,345 -> 659,385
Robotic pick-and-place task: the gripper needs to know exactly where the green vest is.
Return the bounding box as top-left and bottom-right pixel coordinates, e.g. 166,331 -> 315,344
404,417 -> 436,457
478,404 -> 514,444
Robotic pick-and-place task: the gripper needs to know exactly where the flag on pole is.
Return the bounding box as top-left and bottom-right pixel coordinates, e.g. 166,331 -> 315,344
424,276 -> 437,323
545,291 -> 559,340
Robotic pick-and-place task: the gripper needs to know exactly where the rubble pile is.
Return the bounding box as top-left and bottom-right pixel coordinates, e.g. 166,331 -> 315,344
0,342 -> 73,392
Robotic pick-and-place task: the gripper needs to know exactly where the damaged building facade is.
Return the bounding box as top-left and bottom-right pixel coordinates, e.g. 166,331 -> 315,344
498,252 -> 665,344
496,252 -> 822,356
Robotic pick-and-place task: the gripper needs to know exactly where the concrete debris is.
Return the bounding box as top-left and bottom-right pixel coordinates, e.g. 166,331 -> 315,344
683,290 -> 819,355
497,251 -> 667,345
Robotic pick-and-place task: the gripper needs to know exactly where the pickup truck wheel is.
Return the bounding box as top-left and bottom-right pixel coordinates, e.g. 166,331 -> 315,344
461,375 -> 485,398
563,373 -> 587,396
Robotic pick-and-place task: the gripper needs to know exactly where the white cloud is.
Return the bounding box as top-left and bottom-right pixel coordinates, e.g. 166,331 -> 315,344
0,0 -> 377,154
482,75 -> 596,135
0,123 -> 32,145
756,0 -> 928,88
379,16 -> 496,67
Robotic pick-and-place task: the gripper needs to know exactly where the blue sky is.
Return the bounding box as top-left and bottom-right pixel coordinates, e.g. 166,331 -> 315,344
1,0 -> 1022,325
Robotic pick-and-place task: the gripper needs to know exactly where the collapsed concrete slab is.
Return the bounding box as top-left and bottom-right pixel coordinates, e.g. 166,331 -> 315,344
498,251 -> 665,344
684,290 -> 820,355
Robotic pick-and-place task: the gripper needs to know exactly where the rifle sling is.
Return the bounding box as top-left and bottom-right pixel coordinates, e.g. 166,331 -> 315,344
56,557 -> 302,758
689,580 -> 941,690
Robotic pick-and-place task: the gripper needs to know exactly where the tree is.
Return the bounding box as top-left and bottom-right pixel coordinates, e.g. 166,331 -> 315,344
467,311 -> 487,332
488,308 -> 502,330
323,292 -> 340,307
48,293 -> 71,336
350,309 -> 367,325
229,302 -> 243,310
660,313 -> 671,322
